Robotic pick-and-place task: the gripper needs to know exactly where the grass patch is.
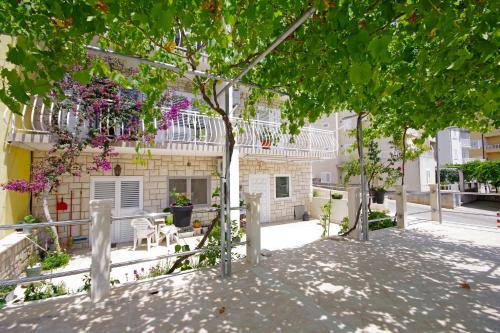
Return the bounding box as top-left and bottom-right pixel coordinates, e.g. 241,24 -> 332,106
368,211 -> 395,231
42,252 -> 70,270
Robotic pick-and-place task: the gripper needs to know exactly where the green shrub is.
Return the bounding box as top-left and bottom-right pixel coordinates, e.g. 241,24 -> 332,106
331,193 -> 343,200
338,217 -> 350,235
368,211 -> 395,231
24,282 -> 67,302
0,284 -> 16,309
42,252 -> 70,270
313,190 -> 319,197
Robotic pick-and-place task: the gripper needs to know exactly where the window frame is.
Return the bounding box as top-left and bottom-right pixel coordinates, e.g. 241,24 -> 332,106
167,176 -> 211,207
274,174 -> 292,200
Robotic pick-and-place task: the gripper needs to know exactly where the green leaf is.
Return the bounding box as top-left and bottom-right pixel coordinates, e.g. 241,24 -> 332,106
72,69 -> 92,84
368,35 -> 392,63
349,62 -> 372,85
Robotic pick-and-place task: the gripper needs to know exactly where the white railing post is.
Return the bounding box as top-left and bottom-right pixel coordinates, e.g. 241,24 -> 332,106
394,185 -> 407,229
347,187 -> 361,240
245,193 -> 261,266
89,199 -> 113,303
429,184 -> 440,222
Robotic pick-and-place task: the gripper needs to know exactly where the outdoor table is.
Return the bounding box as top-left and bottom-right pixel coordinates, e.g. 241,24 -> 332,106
154,219 -> 178,249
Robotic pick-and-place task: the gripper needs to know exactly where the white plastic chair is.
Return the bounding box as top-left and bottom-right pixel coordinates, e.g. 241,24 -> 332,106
131,218 -> 156,251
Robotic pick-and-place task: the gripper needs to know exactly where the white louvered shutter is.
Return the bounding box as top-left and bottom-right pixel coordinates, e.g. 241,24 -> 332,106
92,181 -> 116,208
121,181 -> 141,209
118,180 -> 142,242
91,177 -> 143,243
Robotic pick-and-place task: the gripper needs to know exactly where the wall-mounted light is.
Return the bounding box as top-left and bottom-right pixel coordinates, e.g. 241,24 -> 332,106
114,164 -> 122,176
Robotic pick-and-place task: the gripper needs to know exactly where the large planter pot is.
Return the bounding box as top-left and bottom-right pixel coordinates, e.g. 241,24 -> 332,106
261,140 -> 272,149
170,205 -> 193,228
25,264 -> 42,277
373,189 -> 386,204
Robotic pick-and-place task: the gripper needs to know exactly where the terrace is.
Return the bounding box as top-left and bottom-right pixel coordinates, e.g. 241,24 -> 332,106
1,222 -> 498,332
3,96 -> 337,160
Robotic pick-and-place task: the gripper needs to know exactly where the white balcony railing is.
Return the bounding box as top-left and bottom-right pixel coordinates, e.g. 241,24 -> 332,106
460,138 -> 471,148
485,143 -> 500,151
3,97 -> 337,159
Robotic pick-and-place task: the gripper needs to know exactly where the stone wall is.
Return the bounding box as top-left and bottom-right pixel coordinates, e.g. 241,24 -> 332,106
31,152 -> 220,247
0,232 -> 34,280
239,159 -> 312,223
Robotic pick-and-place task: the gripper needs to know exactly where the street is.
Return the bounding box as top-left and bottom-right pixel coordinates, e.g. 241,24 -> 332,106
387,199 -> 499,228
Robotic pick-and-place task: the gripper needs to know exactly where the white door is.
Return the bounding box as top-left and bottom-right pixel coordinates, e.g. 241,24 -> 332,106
91,176 -> 143,243
248,174 -> 271,223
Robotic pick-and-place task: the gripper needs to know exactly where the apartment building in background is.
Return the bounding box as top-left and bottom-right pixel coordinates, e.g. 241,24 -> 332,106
469,129 -> 500,161
437,127 -> 500,165
312,112 -> 436,192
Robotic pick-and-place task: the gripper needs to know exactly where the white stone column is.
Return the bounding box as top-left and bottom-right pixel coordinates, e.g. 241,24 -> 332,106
347,187 -> 361,240
429,184 -> 439,222
245,193 -> 261,266
394,185 -> 407,229
230,148 -> 240,225
89,199 -> 112,303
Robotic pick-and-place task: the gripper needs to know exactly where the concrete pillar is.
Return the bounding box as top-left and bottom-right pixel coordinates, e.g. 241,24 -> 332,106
230,148 -> 240,224
89,199 -> 112,303
458,170 -> 464,192
429,184 -> 439,222
394,185 -> 407,229
347,187 -> 361,240
245,193 -> 261,266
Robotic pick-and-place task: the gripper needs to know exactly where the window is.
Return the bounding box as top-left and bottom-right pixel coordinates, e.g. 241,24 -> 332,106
320,172 -> 332,184
168,177 -> 210,206
275,175 -> 291,199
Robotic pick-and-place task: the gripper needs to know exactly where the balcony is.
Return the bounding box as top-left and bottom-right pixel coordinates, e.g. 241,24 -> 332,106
3,97 -> 337,160
485,143 -> 500,152
462,157 -> 485,163
484,129 -> 500,137
460,138 -> 471,148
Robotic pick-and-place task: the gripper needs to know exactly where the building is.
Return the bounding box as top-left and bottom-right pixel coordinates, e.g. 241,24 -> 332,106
312,112 -> 436,192
0,35 -> 31,240
1,78 -> 336,248
469,130 -> 500,161
436,127 -> 475,165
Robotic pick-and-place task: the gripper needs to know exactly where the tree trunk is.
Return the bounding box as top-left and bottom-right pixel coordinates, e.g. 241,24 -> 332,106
401,127 -> 408,186
342,112 -> 365,236
167,114 -> 235,274
42,187 -> 62,253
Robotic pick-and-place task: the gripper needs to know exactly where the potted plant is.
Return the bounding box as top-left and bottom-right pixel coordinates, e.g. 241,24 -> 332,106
192,220 -> 202,235
170,192 -> 193,228
259,128 -> 275,149
162,207 -> 173,225
25,253 -> 42,277
371,187 -> 386,204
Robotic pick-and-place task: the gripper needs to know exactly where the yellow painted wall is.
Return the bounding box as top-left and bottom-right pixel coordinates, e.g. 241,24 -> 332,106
0,35 -> 31,238
487,152 -> 500,160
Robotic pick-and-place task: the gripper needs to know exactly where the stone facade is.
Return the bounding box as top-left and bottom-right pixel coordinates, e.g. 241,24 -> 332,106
30,151 -> 312,247
32,152 -> 220,247
240,159 -> 312,223
0,233 -> 34,280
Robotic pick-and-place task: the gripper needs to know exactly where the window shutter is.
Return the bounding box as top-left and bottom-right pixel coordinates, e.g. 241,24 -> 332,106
120,181 -> 141,209
92,181 -> 116,208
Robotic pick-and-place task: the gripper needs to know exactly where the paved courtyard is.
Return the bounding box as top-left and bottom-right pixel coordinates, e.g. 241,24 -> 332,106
1,221 -> 499,332
14,219 -> 336,294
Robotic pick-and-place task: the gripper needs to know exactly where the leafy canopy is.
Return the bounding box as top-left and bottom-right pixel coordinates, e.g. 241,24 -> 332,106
0,0 -> 498,137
